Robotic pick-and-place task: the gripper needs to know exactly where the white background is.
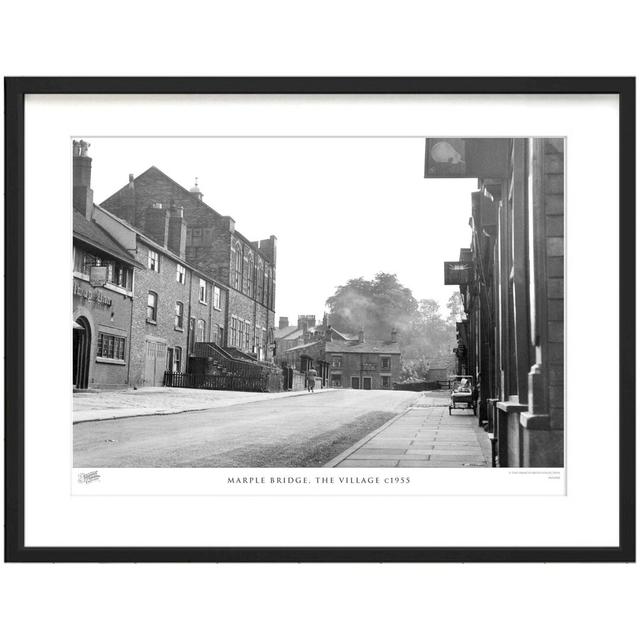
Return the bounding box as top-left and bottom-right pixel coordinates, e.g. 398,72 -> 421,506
1,2 -> 638,640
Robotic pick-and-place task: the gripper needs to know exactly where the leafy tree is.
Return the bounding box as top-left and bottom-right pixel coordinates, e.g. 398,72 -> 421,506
326,274 -> 457,381
446,291 -> 464,324
326,273 -> 418,340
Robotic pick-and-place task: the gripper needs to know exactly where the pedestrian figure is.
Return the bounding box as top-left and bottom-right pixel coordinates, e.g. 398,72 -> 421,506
306,368 -> 317,393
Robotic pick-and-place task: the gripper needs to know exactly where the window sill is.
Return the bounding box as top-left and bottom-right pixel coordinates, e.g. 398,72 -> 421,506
104,282 -> 133,297
146,319 -> 157,325
199,300 -> 208,306
96,357 -> 126,366
174,327 -> 184,332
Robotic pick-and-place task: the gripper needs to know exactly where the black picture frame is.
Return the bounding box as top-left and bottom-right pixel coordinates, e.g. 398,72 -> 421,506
4,77 -> 635,563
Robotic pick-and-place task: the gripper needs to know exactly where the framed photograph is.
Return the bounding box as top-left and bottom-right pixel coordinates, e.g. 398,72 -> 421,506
4,77 -> 635,562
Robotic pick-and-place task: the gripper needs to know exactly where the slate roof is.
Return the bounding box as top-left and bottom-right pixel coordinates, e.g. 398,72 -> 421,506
324,340 -> 401,355
117,166 -> 274,264
285,340 -> 323,353
73,210 -> 142,267
274,326 -> 302,341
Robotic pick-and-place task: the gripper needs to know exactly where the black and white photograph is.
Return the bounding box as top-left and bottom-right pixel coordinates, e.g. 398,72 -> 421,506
5,77 -> 632,563
72,136 -> 564,470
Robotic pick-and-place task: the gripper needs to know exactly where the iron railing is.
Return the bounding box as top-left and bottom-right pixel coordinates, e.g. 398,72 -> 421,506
163,371 -> 273,392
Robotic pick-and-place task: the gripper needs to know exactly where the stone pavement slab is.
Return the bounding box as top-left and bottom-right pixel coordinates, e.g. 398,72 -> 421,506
326,402 -> 490,468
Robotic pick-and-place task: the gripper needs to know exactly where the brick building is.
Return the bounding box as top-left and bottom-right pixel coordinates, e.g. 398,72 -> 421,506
101,166 -> 277,362
434,137 -> 564,467
73,141 -> 229,389
284,327 -> 401,391
73,141 -> 143,389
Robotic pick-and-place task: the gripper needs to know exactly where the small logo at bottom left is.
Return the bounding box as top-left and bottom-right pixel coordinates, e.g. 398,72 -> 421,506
78,470 -> 101,484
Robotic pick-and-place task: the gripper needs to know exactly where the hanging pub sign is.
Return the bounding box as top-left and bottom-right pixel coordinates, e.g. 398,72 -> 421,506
444,261 -> 474,285
424,138 -> 510,179
89,265 -> 108,287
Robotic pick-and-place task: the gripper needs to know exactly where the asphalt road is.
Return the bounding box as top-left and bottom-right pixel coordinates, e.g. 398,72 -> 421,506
73,389 -> 419,467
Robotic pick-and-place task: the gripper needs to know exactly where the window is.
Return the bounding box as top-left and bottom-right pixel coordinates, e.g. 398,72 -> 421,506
176,264 -> 186,284
174,347 -> 182,373
381,375 -> 391,389
174,302 -> 184,330
244,321 -> 251,351
230,317 -> 238,347
97,333 -> 126,361
232,242 -> 242,290
246,253 -> 254,297
199,278 -> 207,304
104,260 -> 132,289
381,356 -> 391,370
331,355 -> 343,368
265,268 -> 272,308
74,249 -> 132,290
256,259 -> 264,304
110,261 -> 132,289
148,249 -> 160,272
146,291 -> 158,322
213,286 -> 221,309
197,319 -> 206,342
331,374 -> 343,388
218,326 -> 225,346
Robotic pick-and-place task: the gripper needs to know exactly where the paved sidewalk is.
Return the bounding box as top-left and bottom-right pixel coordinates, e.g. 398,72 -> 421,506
73,386 -> 335,423
326,402 -> 490,468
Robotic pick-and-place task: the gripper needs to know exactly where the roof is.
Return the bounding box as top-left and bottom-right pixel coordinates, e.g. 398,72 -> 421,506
73,210 -> 143,268
274,326 -> 302,340
285,340 -> 323,353
95,204 -> 228,291
125,166 -> 274,264
325,340 -> 401,355
326,327 -> 357,341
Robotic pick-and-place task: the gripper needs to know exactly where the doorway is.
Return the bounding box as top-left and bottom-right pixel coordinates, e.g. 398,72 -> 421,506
144,340 -> 167,386
73,317 -> 91,389
363,377 -> 372,390
351,376 -> 360,389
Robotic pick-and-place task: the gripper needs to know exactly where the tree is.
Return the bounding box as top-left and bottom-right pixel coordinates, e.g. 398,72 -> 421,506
446,291 -> 464,324
326,273 -> 418,340
326,274 -> 457,381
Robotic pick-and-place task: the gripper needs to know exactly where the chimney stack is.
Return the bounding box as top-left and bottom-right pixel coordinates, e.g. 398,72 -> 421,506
144,202 -> 170,247
358,329 -> 365,344
119,173 -> 137,225
167,203 -> 187,259
390,328 -> 398,343
297,315 -> 316,331
279,317 -> 289,329
73,140 -> 93,218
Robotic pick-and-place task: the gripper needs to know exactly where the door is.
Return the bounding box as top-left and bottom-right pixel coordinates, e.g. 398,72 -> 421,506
144,340 -> 167,386
351,376 -> 360,389
363,377 -> 372,390
73,317 -> 91,389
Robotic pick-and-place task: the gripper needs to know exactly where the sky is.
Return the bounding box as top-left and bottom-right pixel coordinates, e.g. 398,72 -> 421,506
84,137 -> 477,323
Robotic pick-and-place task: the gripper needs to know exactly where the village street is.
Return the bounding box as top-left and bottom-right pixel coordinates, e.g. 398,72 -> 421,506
74,389 -> 424,468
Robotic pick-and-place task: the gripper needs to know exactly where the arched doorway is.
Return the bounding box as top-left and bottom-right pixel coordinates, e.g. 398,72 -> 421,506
73,316 -> 91,389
